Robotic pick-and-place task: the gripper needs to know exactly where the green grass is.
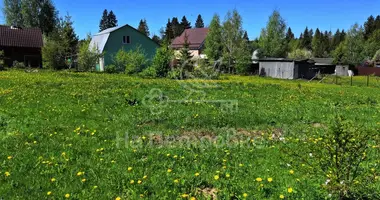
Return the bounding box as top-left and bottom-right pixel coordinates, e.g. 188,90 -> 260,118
0,70 -> 379,199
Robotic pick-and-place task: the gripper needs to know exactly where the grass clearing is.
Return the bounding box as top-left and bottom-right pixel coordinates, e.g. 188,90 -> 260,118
0,70 -> 379,199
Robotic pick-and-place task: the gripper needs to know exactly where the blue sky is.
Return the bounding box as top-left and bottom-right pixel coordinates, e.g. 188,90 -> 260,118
0,0 -> 379,39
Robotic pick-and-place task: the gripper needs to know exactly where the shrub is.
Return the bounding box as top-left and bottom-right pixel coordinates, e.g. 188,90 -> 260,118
105,65 -> 117,73
191,59 -> 220,79
13,61 -> 26,69
167,68 -> 182,79
77,40 -> 102,72
151,46 -> 173,77
288,48 -> 312,60
42,36 -> 66,70
139,66 -> 157,78
112,46 -> 149,74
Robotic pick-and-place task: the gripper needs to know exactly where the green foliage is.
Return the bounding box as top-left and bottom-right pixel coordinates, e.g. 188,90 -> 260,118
373,49 -> 380,62
0,50 -> 4,70
333,41 -> 347,65
77,40 -> 102,72
107,11 -> 118,28
137,19 -> 150,37
300,27 -> 313,50
151,34 -> 161,45
180,16 -> 191,31
151,45 -> 173,77
167,67 -> 182,79
204,14 -> 223,61
164,19 -> 174,42
283,116 -> 379,199
139,66 -> 157,78
195,14 -> 204,28
258,10 -> 287,58
99,9 -> 118,32
42,36 -> 66,70
345,24 -> 366,66
12,61 -> 25,69
288,48 -> 312,60
104,64 -> 117,73
191,59 -> 220,79
365,29 -> 380,60
177,34 -> 193,78
312,28 -> 325,57
61,14 -> 79,55
112,47 -> 149,74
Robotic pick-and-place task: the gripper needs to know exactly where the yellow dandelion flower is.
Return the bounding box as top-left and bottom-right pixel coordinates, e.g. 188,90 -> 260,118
128,167 -> 133,171
190,197 -> 196,200
93,186 -> 98,189
167,169 -> 172,173
287,187 -> 293,193
243,193 -> 248,197
166,154 -> 171,157
143,175 -> 148,179
137,180 -> 142,184
239,163 -> 244,167
77,171 -> 84,176
174,179 -> 179,183
181,193 -> 189,198
226,173 -> 231,178
81,179 -> 86,182
115,197 -> 121,200
139,194 -> 144,198
4,171 -> 10,177
214,175 -> 219,180
65,194 -> 70,198
61,152 -> 66,156
289,170 -> 294,175
47,191 -> 52,196
279,194 -> 285,199
7,156 -> 12,160
130,180 -> 135,184
195,172 -> 200,177
51,178 -> 56,182
256,177 -> 262,182
267,177 -> 273,182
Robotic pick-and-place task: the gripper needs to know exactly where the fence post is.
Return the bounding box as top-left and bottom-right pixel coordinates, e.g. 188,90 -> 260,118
367,75 -> 369,87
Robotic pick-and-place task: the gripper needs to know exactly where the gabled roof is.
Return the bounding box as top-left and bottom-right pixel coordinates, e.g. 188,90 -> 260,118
0,25 -> 43,48
171,28 -> 209,50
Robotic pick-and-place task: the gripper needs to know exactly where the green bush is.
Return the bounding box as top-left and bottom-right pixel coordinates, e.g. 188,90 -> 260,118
167,68 -> 182,79
139,66 -> 157,78
77,40 -> 102,72
42,37 -> 66,70
288,48 -> 312,60
151,46 -> 173,77
112,46 -> 149,74
105,65 -> 117,73
191,59 -> 220,79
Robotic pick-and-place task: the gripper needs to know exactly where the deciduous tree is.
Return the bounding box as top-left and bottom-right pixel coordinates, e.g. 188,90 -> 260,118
204,14 -> 223,61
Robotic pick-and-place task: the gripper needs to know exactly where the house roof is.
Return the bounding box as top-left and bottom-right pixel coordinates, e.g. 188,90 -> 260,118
171,28 -> 209,50
312,58 -> 334,65
0,25 -> 43,48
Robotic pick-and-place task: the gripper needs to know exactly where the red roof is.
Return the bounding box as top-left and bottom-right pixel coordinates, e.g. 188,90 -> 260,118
171,28 -> 209,50
0,26 -> 43,48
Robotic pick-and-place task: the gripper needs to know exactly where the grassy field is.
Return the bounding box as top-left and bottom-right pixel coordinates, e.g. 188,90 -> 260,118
0,70 -> 379,199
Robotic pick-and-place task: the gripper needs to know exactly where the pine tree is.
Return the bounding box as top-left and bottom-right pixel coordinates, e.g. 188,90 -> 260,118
152,34 -> 161,44
137,19 -> 150,36
364,15 -> 375,40
171,17 -> 181,37
204,14 -> 223,61
285,27 -> 295,41
62,14 -> 79,55
243,31 -> 249,41
195,14 -> 204,28
178,33 -> 193,77
180,16 -> 191,32
300,27 -> 312,50
107,11 -> 118,28
38,0 -> 59,35
164,19 -> 174,42
375,15 -> 380,29
99,9 -> 108,32
312,28 -> 324,57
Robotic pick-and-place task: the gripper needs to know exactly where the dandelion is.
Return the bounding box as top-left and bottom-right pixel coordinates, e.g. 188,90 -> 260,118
174,179 -> 179,183
289,170 -> 294,175
267,177 -> 273,182
181,193 -> 189,198
287,187 -> 293,193
279,194 -> 285,199
239,163 -> 244,167
47,191 -> 52,196
195,172 -> 200,177
190,197 -> 196,200
81,179 -> 86,183
128,167 -> 133,171
143,175 -> 148,179
137,180 -> 142,184
77,171 -> 84,176
243,193 -> 248,198
167,169 -> 172,173
166,154 -> 171,157
226,173 -> 231,178
130,180 -> 135,184
139,194 -> 144,198
214,175 -> 219,180
93,186 -> 98,189
4,171 -> 10,177
256,177 -> 262,182
173,155 -> 178,159
7,156 -> 12,160
65,194 -> 70,198
115,197 -> 121,200
51,178 -> 56,182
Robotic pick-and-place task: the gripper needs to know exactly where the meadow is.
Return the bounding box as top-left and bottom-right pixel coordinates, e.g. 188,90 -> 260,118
0,70 -> 379,199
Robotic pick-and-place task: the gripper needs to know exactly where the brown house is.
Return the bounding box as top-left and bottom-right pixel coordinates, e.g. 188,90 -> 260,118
0,25 -> 43,68
171,28 -> 209,58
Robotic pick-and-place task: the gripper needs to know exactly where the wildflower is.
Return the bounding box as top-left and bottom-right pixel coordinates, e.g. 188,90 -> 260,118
130,180 -> 135,184
174,179 -> 179,183
289,170 -> 294,175
181,193 -> 189,198
256,177 -> 262,182
143,175 -> 148,179
195,172 -> 200,177
287,187 -> 293,193
190,197 -> 196,200
137,180 -> 142,184
239,163 -> 244,167
279,194 -> 285,199
173,155 -> 178,159
4,171 -> 10,177
243,193 -> 248,197
115,197 -> 121,200
77,171 -> 84,176
65,194 -> 70,198
111,160 -> 116,163
61,152 -> 66,156
7,156 -> 12,160
166,154 -> 171,157
51,178 -> 56,182
47,191 -> 52,196
128,167 -> 133,171
167,169 -> 172,173
142,136 -> 146,140
81,179 -> 86,182
226,173 -> 231,178
268,177 -> 273,182
93,186 -> 98,189
214,175 -> 219,180
140,194 -> 144,198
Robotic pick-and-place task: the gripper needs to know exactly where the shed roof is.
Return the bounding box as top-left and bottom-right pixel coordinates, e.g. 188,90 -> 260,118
312,58 -> 334,65
171,28 -> 209,50
0,25 -> 43,48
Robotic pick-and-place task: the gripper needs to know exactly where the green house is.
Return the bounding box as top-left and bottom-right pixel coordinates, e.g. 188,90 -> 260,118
89,24 -> 159,71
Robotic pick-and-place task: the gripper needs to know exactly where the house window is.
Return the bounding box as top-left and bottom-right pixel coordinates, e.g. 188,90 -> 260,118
123,36 -> 131,44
